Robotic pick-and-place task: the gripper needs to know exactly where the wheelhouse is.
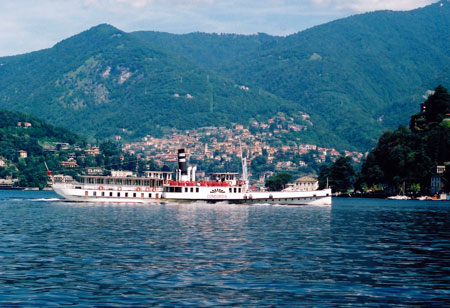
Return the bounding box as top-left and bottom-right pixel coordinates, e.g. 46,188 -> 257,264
209,172 -> 239,185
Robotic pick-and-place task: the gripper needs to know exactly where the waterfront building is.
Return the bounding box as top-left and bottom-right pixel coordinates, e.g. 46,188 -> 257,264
431,165 -> 446,194
285,176 -> 319,192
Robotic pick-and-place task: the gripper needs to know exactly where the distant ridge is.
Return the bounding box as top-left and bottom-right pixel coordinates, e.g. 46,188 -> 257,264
1,1 -> 449,151
133,0 -> 450,149
0,24 -> 299,143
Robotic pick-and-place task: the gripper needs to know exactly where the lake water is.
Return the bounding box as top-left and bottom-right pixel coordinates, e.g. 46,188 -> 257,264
0,190 -> 449,307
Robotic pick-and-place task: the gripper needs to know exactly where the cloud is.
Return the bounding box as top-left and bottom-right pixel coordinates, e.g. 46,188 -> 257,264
0,0 -> 441,57
83,0 -> 216,9
75,0 -> 347,34
85,0 -> 439,11
308,0 -> 438,12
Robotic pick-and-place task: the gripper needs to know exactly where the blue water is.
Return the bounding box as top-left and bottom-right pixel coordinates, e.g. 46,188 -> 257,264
0,191 -> 449,307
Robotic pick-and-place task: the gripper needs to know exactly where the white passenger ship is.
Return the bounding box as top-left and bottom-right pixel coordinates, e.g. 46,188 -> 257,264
52,149 -> 332,206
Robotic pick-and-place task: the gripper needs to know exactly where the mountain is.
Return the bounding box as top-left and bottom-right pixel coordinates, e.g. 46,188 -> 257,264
0,25 -> 307,142
133,0 -> 450,150
1,1 -> 450,151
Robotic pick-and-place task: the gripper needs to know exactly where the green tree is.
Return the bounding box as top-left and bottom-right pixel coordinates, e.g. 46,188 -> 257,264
423,85 -> 450,124
161,164 -> 171,172
330,157 -> 355,193
359,126 -> 432,193
265,173 -> 292,191
360,85 -> 450,194
99,140 -> 121,157
319,156 -> 355,193
318,165 -> 330,189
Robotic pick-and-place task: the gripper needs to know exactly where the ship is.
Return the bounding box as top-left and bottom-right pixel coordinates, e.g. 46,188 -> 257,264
52,149 -> 332,206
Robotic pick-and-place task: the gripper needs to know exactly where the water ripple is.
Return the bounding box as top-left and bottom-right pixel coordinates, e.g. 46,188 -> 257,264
0,191 -> 449,307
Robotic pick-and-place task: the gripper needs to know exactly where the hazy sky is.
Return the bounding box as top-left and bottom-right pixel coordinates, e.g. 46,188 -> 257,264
0,0 -> 438,57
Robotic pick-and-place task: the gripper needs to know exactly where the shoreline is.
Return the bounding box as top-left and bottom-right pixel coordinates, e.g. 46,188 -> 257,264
336,193 -> 450,201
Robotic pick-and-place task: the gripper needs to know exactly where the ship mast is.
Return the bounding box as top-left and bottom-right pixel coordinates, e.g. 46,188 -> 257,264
239,139 -> 249,192
44,162 -> 53,185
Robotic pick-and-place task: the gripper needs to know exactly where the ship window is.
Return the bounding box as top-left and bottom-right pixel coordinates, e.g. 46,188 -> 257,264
238,188 -> 242,193
234,188 -> 237,193
102,192 -> 105,197
185,187 -> 188,193
149,193 -> 151,198
196,188 -> 199,193
141,193 -> 145,198
133,193 -> 136,197
110,192 -> 113,197
229,188 -> 232,193
125,192 -> 128,197
85,191 -> 88,196
175,187 -> 182,193
117,192 -> 121,197
93,191 -> 97,196
190,188 -> 193,193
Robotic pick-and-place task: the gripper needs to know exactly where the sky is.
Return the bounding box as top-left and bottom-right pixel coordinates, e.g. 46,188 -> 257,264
0,0 -> 439,57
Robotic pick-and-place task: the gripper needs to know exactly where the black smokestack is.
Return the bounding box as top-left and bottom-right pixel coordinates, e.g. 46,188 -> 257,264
178,149 -> 187,175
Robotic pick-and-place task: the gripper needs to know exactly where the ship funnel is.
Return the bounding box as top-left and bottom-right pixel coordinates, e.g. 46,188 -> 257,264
177,149 -> 187,176
192,166 -> 197,181
187,166 -> 192,181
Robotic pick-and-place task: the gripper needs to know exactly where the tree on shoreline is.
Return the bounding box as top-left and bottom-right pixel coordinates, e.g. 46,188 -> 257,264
359,85 -> 450,194
319,156 -> 355,193
265,173 -> 292,191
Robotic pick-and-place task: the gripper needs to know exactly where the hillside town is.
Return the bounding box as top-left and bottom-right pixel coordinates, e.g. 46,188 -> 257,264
0,112 -> 365,190
119,113 -> 364,185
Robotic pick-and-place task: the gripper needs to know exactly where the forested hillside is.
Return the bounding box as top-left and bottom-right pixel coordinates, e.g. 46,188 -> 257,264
0,1 -> 449,151
0,25 -> 307,142
0,109 -> 83,188
134,1 -> 450,150
357,85 -> 450,194
0,109 -> 158,188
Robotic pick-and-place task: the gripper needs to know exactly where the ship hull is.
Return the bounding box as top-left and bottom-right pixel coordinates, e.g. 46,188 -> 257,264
53,184 -> 165,204
163,189 -> 332,206
53,184 -> 331,206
